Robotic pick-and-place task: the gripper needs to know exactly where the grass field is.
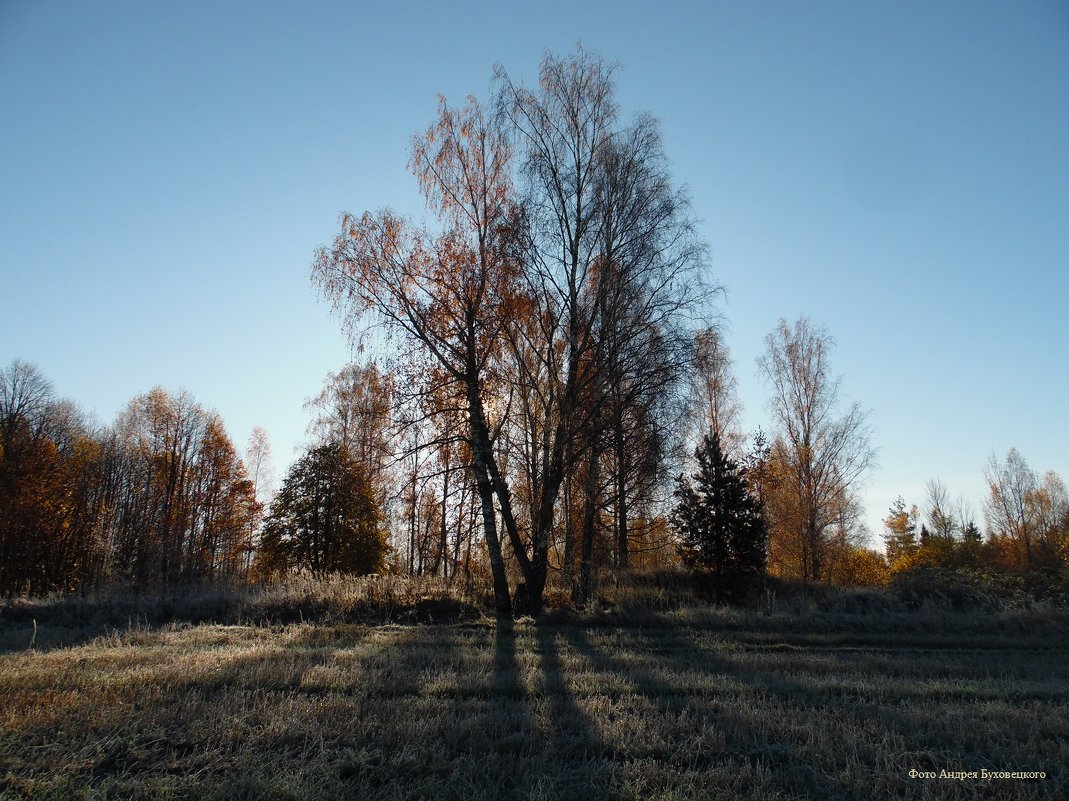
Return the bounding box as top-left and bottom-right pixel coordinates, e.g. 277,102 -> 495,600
2,589 -> 1067,801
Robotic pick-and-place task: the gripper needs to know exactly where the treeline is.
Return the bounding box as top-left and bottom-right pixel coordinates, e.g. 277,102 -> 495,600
881,454 -> 1069,591
7,344 -> 1064,609
5,48 -> 1066,612
0,361 -> 260,596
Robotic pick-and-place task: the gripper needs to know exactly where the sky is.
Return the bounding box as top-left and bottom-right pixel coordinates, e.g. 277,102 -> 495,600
2,0 -> 1067,545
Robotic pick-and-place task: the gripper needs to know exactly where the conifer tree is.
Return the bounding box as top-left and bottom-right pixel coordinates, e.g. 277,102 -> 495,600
258,444 -> 387,578
671,430 -> 767,602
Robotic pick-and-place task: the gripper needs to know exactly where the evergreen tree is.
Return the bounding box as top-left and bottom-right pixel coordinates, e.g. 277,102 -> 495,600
257,443 -> 387,578
918,524 -> 932,547
671,430 -> 767,602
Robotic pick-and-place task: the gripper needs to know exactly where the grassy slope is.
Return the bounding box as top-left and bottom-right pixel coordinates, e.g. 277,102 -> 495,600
1,607 -> 1067,800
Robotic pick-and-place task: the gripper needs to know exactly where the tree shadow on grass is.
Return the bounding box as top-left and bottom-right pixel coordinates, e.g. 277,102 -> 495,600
531,623 -> 608,800
133,621 -> 608,801
3,622 -> 485,800
341,621 -> 542,801
473,619 -> 539,800
562,624 -> 851,801
563,620 -> 1068,800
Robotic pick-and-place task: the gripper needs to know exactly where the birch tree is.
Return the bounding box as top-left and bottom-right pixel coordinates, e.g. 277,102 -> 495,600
757,317 -> 875,583
312,96 -> 524,617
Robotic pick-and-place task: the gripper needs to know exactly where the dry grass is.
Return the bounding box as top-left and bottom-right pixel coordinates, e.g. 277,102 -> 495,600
2,595 -> 1067,799
0,574 -> 483,652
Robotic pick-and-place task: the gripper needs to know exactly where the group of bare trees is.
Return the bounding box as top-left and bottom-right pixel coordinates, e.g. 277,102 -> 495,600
313,49 -> 709,616
984,449 -> 1068,571
0,360 -> 261,596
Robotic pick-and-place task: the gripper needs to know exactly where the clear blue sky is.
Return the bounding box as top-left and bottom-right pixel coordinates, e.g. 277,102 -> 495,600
2,0 -> 1067,544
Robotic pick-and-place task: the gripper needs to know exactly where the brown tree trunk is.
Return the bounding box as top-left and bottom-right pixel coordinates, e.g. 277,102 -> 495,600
436,464 -> 449,579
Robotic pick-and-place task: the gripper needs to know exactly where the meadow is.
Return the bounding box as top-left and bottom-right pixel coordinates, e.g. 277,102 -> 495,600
1,578 -> 1067,800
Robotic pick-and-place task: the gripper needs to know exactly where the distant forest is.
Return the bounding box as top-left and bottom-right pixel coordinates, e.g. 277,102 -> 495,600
2,50 -> 1066,613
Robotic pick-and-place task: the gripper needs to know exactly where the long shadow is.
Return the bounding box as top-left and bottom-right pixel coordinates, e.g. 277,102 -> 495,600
484,620 -> 541,799
3,622 -> 397,791
170,622 -> 575,800
0,587 -> 483,654
532,623 -> 608,800
338,621 -> 540,800
326,623 -> 472,799
0,618 -> 142,653
562,623 -> 850,800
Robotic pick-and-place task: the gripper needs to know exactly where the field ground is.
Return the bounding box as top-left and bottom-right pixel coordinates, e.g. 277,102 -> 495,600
1,600 -> 1067,800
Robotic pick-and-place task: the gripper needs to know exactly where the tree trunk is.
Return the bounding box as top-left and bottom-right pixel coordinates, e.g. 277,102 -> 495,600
809,517 -> 822,583
614,419 -> 629,570
436,464 -> 449,579
575,441 -> 602,606
562,476 -> 575,576
466,382 -> 512,619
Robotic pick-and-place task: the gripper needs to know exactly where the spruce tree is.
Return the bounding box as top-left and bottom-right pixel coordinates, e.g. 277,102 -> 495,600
257,443 -> 387,578
671,430 -> 767,602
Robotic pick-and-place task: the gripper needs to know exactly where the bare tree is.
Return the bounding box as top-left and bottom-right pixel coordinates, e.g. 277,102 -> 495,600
691,327 -> 744,456
315,49 -> 710,616
313,95 -> 524,617
954,495 -> 977,534
984,449 -> 1037,567
1032,471 -> 1068,559
491,49 -> 621,611
924,478 -> 957,541
305,364 -> 393,472
984,449 -> 1067,569
0,359 -> 54,442
592,115 -> 707,577
242,425 -> 276,575
496,48 -> 709,608
245,425 -> 276,508
757,317 -> 876,583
